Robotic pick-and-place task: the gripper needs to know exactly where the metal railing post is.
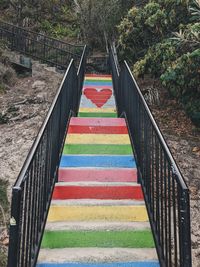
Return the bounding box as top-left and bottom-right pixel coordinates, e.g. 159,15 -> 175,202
7,187 -> 22,267
180,188 -> 192,267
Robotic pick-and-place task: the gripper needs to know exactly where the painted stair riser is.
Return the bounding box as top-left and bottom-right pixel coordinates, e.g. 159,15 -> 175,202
47,206 -> 148,222
80,98 -> 116,108
68,126 -> 127,134
66,134 -> 131,144
78,113 -> 117,118
41,230 -> 155,249
37,263 -> 159,267
58,168 -> 137,183
85,77 -> 112,80
38,248 -> 158,263
60,156 -> 136,168
44,221 -> 151,232
69,118 -> 126,127
79,108 -> 116,113
85,74 -> 112,77
63,144 -> 132,155
84,80 -> 113,85
80,102 -> 116,110
52,186 -> 143,200
83,86 -> 113,89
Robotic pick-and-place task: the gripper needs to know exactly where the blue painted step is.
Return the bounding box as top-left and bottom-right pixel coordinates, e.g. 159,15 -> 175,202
37,262 -> 160,267
60,155 -> 136,168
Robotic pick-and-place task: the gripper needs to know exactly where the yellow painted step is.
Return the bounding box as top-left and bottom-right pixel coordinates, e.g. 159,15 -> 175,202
66,134 -> 131,145
79,108 -> 116,113
47,206 -> 148,222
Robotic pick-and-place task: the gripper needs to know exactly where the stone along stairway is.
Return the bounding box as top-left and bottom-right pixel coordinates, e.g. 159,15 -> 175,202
37,74 -> 159,267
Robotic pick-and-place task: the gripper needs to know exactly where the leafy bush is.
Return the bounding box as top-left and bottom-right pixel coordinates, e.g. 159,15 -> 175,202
172,22 -> 200,51
40,20 -> 79,38
161,49 -> 200,126
0,0 -> 9,9
133,39 -> 179,77
118,0 -> 190,63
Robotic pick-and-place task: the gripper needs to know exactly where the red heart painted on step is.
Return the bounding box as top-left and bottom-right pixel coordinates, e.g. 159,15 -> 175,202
84,88 -> 112,108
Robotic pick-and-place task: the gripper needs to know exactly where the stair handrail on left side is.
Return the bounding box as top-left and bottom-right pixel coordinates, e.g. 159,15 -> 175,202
7,46 -> 87,267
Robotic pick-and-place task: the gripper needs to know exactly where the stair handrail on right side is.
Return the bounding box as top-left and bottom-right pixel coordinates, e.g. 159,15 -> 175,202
109,45 -> 192,267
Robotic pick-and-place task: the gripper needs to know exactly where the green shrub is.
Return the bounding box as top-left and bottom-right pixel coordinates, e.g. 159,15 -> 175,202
161,49 -> 200,126
40,20 -> 79,39
118,0 -> 190,63
133,39 -> 179,77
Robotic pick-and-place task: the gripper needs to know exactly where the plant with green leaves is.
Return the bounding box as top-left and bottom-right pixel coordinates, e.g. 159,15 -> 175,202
161,49 -> 200,125
133,39 -> 179,77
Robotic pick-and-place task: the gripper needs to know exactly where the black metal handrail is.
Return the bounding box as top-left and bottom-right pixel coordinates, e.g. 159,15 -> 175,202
109,46 -> 192,267
7,47 -> 87,267
0,20 -> 84,69
77,45 -> 87,110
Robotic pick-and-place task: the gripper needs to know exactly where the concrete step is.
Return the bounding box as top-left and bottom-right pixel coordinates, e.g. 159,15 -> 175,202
50,199 -> 145,206
37,262 -> 159,267
37,248 -> 158,264
44,221 -> 151,232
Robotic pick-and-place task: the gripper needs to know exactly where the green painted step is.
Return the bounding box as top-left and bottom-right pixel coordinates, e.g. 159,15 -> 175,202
78,113 -> 117,118
41,230 -> 155,249
63,144 -> 133,155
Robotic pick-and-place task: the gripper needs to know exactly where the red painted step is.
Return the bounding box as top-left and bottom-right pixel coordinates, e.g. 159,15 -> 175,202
68,125 -> 127,134
58,168 -> 137,183
52,185 -> 143,200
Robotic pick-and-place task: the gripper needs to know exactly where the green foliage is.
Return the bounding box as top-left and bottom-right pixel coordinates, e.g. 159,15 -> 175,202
75,0 -> 134,48
0,0 -> 8,9
133,39 -> 179,77
118,0 -> 200,126
172,22 -> 200,51
118,0 -> 190,62
40,20 -> 79,38
189,0 -> 200,21
161,49 -> 200,125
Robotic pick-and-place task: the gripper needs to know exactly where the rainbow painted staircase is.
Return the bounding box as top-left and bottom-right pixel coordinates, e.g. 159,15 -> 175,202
37,74 -> 160,267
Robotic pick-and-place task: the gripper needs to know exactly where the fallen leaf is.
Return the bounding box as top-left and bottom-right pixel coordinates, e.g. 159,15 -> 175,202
192,147 -> 200,153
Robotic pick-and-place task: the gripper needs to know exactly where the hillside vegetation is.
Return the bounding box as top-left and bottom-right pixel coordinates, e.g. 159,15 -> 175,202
118,0 -> 200,126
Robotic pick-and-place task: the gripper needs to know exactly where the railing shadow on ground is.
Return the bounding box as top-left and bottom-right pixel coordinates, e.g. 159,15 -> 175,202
109,46 -> 192,267
0,20 -> 84,69
7,46 -> 87,267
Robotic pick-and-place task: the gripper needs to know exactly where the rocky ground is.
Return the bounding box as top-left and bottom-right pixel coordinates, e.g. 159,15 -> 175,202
0,51 -> 63,265
0,57 -> 199,266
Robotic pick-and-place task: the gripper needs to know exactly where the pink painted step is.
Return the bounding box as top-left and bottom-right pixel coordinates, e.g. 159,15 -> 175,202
58,168 -> 137,183
70,118 -> 126,127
